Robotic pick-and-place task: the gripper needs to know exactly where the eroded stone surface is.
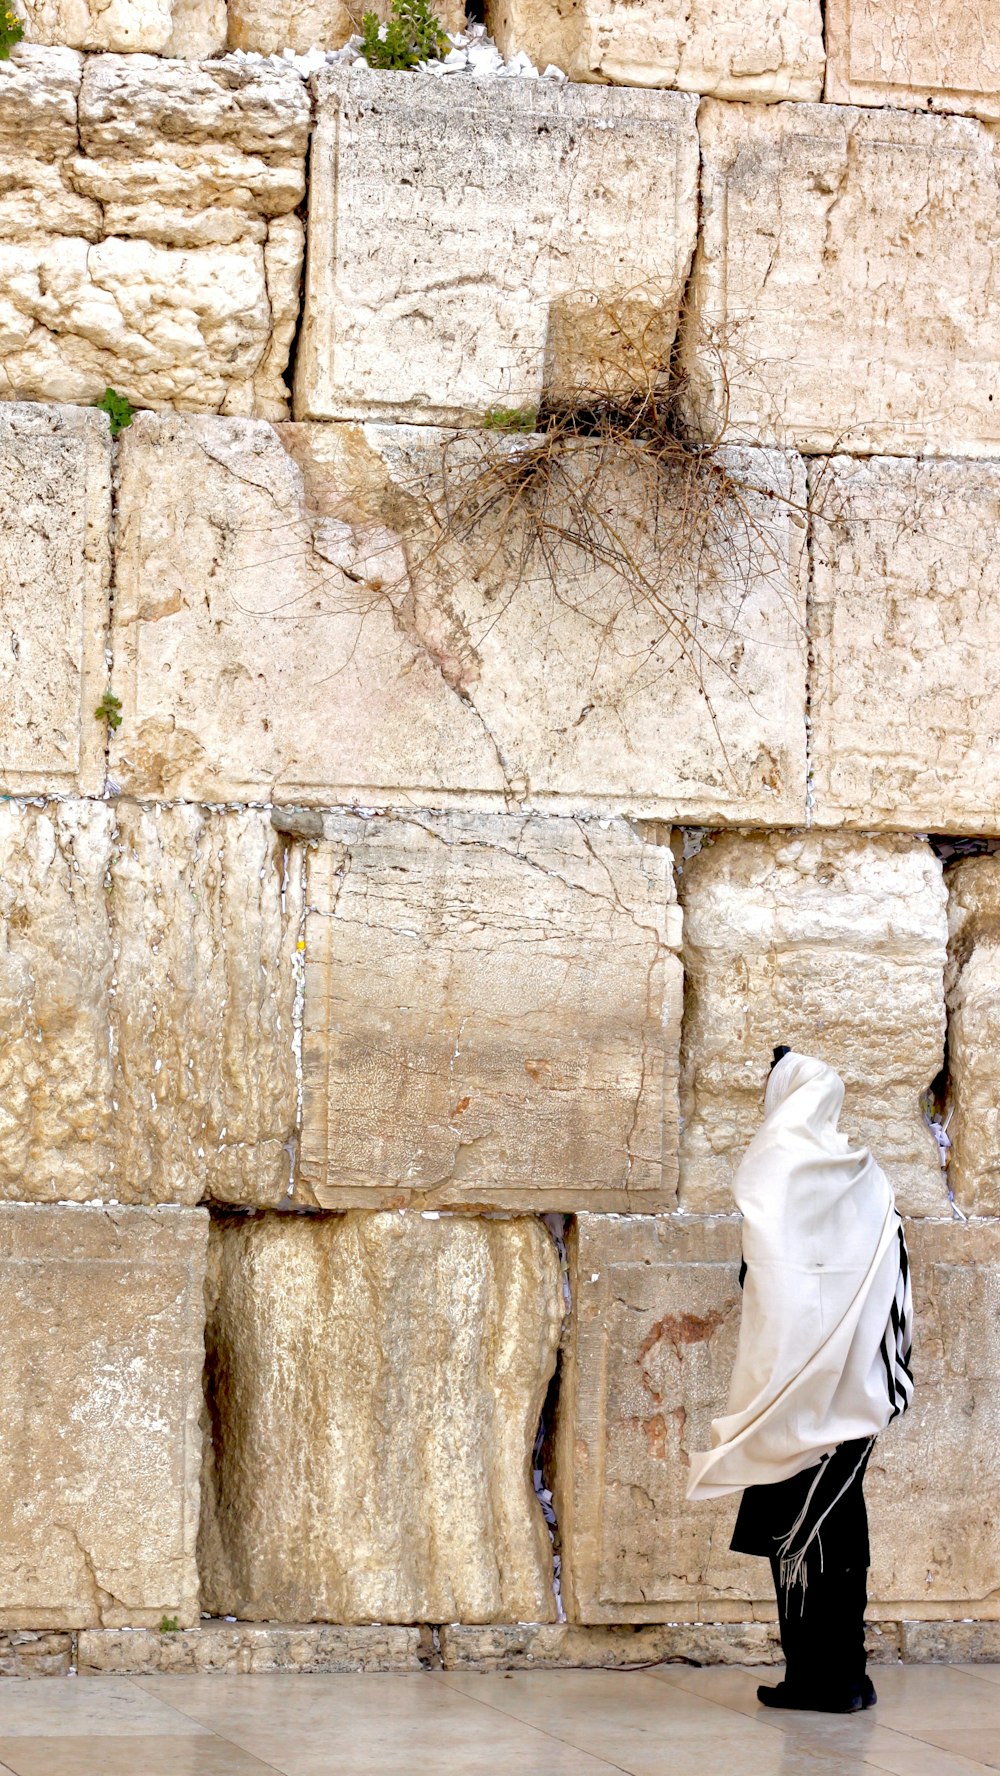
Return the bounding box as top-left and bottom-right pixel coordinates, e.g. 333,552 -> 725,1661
110,804 -> 301,1207
295,70 -> 698,425
942,857 -> 1000,1217
0,50 -> 308,415
227,0 -> 463,53
679,832 -> 947,1215
825,0 -> 1000,119
809,458 -> 1000,833
78,1623 -> 427,1673
299,813 -> 681,1210
18,0 -> 224,53
0,1204 -> 207,1629
200,1210 -> 564,1623
0,1630 -> 73,1677
902,1621 -> 1000,1662
0,404 -> 110,797
681,101 -> 1000,456
111,414 -> 808,822
488,0 -> 823,100
438,1619 -> 901,1666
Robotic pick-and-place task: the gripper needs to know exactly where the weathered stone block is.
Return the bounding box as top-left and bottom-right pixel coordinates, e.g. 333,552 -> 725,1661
109,804 -> 301,1207
299,812 -> 681,1211
0,1629 -> 74,1677
77,1623 -> 427,1673
941,857 -> 1000,1218
487,0 -> 823,100
438,1619 -> 901,1666
902,1621 -> 1000,1662
809,458 -> 1000,834
681,101 -> 1000,456
0,1204 -> 207,1629
111,414 -> 808,822
226,0 -> 463,54
18,0 -> 223,52
679,832 -> 947,1216
0,404 -> 110,797
0,801 -> 115,1203
200,1210 -> 564,1623
824,0 -> 1000,120
295,71 -> 699,425
0,51 -> 308,416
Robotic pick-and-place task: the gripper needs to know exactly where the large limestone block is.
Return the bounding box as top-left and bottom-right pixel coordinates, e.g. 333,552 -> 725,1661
226,0 -> 463,54
109,804 -> 301,1207
679,832 -> 947,1215
942,857 -> 1000,1218
0,801 -> 115,1202
487,0 -> 823,100
295,71 -> 699,425
0,404 -> 111,797
824,0 -> 1000,121
17,0 -> 223,52
200,1210 -> 564,1623
0,51 -> 308,416
681,101 -> 1000,457
809,457 -> 1000,833
0,1204 -> 207,1629
111,413 -> 808,822
299,813 -> 682,1211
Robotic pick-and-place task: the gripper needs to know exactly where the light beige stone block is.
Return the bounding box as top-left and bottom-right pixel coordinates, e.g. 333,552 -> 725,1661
809,457 -> 1000,834
0,51 -> 308,415
18,0 -> 224,51
824,0 -> 1000,121
295,70 -> 699,426
679,832 -> 947,1215
77,1623 -> 428,1673
0,1204 -> 207,1629
200,1210 -> 564,1623
299,812 -> 682,1211
0,404 -> 111,797
226,0 -> 463,54
942,857 -> 1000,1218
902,1621 -> 1000,1662
438,1619 -> 901,1666
681,100 -> 1000,457
109,804 -> 301,1207
0,1630 -> 74,1677
111,414 -> 808,823
487,0 -> 823,100
0,801 -> 115,1203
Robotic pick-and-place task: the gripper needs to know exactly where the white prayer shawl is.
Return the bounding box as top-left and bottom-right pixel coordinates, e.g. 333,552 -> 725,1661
687,1052 -> 912,1502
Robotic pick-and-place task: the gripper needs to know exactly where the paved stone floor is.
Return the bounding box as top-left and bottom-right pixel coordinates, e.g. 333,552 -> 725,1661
0,1663 -> 997,1774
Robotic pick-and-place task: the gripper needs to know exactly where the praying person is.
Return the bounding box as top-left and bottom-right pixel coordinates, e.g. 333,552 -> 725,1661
687,1047 -> 912,1715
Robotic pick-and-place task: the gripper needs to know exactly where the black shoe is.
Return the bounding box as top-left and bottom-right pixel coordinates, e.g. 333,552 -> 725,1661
756,1678 -> 877,1714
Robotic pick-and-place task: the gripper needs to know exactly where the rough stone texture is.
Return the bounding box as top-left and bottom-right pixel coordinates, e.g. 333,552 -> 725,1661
299,813 -> 682,1211
809,457 -> 1000,834
295,70 -> 699,426
824,0 -> 1000,120
941,857 -> 1000,1218
438,1620 -> 901,1667
0,1630 -> 74,1677
0,404 -> 110,797
226,0 -> 463,54
111,414 -> 808,823
679,833 -> 948,1216
0,50 -> 308,416
0,1204 -> 207,1629
487,0 -> 823,100
0,800 -> 115,1203
865,1220 -> 1000,1619
17,0 -> 224,52
200,1211 -> 564,1624
902,1621 -> 1000,1663
78,1623 -> 428,1673
109,803 -> 302,1207
681,100 -> 1000,457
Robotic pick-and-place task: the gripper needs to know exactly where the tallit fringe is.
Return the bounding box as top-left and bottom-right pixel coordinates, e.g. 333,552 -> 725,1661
776,1438 -> 876,1605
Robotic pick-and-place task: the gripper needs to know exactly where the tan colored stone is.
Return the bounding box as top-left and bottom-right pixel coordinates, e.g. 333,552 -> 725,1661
0,51 -> 308,415
226,0 -> 463,54
438,1619 -> 901,1666
0,801 -> 115,1203
295,70 -> 698,426
809,458 -> 1000,834
866,1220 -> 1000,1617
902,1621 -> 1000,1662
299,812 -> 681,1211
941,857 -> 1000,1217
679,832 -> 947,1216
109,804 -> 302,1207
78,1623 -> 428,1673
200,1210 -> 564,1623
111,414 -> 808,823
18,0 -> 224,51
487,0 -> 823,100
0,1630 -> 74,1677
0,1204 -> 207,1629
164,0 -> 226,55
681,101 -> 1000,457
0,404 -> 110,797
825,0 -> 1000,121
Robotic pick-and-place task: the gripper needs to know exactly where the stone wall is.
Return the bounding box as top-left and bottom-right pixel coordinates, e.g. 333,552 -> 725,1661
0,0 -> 997,1667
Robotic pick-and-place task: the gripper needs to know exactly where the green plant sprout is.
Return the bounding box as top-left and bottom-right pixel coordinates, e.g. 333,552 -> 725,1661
159,1615 -> 179,1634
360,0 -> 448,69
94,387 -> 135,439
482,405 -> 538,433
0,5 -> 23,57
95,690 -> 123,731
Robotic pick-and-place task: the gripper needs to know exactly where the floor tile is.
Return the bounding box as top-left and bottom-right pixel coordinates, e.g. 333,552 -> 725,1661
0,1739 -> 281,1776
956,1665 -> 1000,1687
0,1678 -> 211,1738
898,1731 -> 1000,1771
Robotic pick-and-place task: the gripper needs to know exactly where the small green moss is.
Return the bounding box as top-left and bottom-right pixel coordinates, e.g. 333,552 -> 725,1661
0,6 -> 23,58
95,690 -> 123,731
159,1615 -> 180,1634
361,0 -> 448,69
482,405 -> 539,434
94,387 -> 135,440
